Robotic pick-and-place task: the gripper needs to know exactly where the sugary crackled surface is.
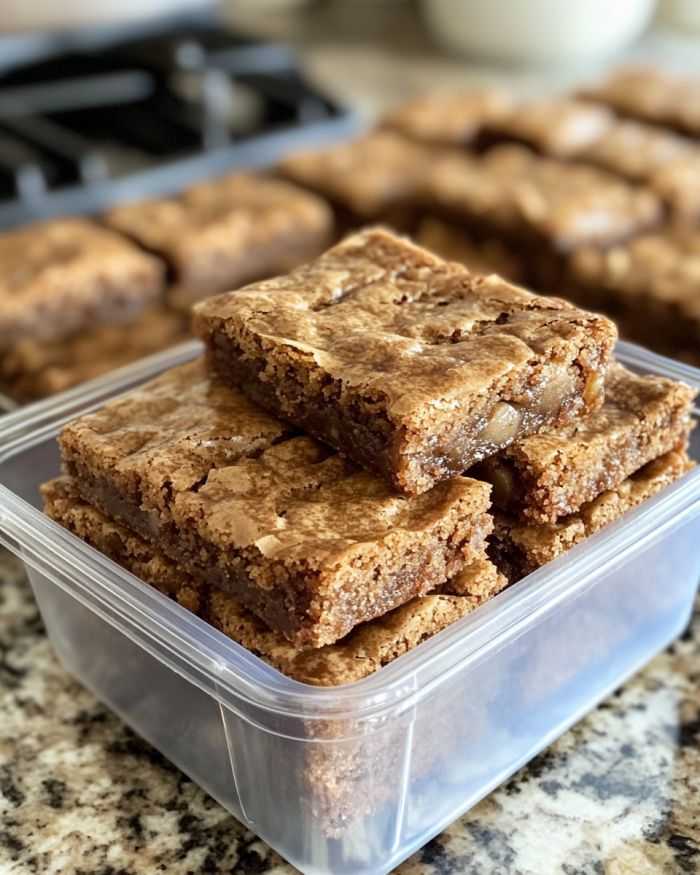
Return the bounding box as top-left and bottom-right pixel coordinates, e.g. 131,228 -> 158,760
579,119 -> 694,181
428,144 -> 662,250
0,307 -> 188,402
195,227 -> 616,429
59,359 -> 290,512
580,65 -> 700,135
59,358 -> 490,564
3,556 -> 700,873
382,88 -> 513,145
415,218 -> 523,282
569,230 -> 700,323
104,173 -> 332,284
278,131 -> 438,217
0,217 -> 164,341
171,436 -> 489,565
42,476 -> 505,686
483,363 -> 696,522
495,448 -> 694,574
483,98 -> 614,157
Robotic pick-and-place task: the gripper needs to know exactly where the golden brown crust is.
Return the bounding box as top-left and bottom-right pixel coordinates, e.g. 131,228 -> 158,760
0,217 -> 164,347
59,358 -> 289,513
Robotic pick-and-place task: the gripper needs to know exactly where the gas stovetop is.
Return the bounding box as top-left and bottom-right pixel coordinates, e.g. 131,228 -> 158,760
0,14 -> 355,228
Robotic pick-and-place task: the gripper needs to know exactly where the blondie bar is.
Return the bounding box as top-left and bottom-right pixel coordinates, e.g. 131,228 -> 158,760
428,145 -> 662,255
649,154 -> 700,223
194,227 -> 617,495
580,66 -> 700,139
490,448 -> 693,581
474,364 -> 696,524
42,476 -> 506,686
105,173 -> 333,309
278,131 -> 436,230
58,359 -> 493,648
578,120 -> 693,183
477,97 -> 614,158
382,88 -> 513,146
0,217 -> 164,347
428,145 -> 661,290
482,102 -> 700,221
0,307 -> 188,402
566,231 -> 700,359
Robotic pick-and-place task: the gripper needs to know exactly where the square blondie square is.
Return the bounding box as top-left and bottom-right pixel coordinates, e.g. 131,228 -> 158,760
381,88 -> 513,147
0,217 -> 165,347
58,359 -> 493,648
476,97 -> 614,159
565,231 -> 700,359
0,307 -> 188,402
42,476 -> 506,686
194,227 -> 617,496
428,145 -> 663,257
277,131 -> 437,230
44,477 -> 506,836
579,66 -> 700,139
578,120 -> 693,185
474,364 -> 696,524
104,173 -> 333,309
490,448 -> 693,582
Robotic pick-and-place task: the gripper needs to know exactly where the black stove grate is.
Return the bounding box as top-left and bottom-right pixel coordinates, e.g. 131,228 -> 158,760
0,18 -> 356,228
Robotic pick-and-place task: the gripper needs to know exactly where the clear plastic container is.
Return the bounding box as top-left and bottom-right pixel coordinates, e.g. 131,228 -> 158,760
0,340 -> 698,875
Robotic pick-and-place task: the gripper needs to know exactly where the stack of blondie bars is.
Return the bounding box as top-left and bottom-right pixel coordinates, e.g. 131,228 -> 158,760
42,227 -> 696,688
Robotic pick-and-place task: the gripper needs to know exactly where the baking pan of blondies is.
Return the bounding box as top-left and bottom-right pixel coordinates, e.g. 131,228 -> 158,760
0,332 -> 698,874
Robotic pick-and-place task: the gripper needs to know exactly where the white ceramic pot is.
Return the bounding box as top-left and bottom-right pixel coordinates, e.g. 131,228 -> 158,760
422,0 -> 657,64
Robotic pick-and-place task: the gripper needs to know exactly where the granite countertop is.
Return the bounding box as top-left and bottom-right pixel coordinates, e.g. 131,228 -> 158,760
1,549 -> 699,874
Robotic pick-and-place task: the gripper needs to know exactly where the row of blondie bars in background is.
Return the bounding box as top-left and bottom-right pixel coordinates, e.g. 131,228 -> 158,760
3,64 -> 700,403
43,226 -> 697,690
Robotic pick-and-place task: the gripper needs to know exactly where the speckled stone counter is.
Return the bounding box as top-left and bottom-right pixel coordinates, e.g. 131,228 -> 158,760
1,550 -> 698,875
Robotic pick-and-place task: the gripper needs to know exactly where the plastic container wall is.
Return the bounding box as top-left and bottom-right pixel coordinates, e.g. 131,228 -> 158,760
0,341 -> 698,875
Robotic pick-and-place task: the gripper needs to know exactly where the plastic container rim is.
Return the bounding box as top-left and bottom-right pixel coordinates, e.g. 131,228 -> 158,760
0,339 -> 698,727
